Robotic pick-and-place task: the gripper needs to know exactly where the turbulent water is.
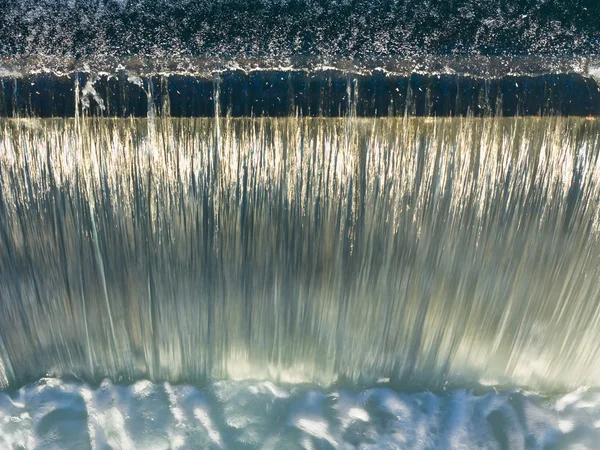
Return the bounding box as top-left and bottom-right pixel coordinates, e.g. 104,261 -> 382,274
1,0 -> 599,61
2,115 -> 600,447
1,378 -> 600,449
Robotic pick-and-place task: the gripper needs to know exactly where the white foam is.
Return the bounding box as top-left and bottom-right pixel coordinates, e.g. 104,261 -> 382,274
0,379 -> 599,448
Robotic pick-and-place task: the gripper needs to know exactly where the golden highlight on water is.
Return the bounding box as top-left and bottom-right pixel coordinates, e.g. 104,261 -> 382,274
1,117 -> 599,394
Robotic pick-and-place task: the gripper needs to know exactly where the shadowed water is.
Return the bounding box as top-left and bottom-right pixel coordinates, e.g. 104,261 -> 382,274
1,0 -> 599,61
1,117 -> 600,394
